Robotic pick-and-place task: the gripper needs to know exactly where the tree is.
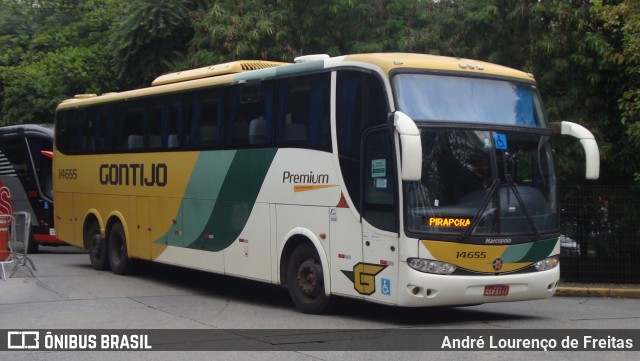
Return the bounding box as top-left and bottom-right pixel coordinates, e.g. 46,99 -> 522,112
110,0 -> 202,89
0,0 -> 636,186
589,0 -> 640,184
0,0 -> 123,125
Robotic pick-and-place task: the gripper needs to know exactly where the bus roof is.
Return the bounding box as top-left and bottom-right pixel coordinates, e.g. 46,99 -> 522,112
151,60 -> 288,86
56,53 -> 535,110
0,123 -> 54,138
341,53 -> 534,81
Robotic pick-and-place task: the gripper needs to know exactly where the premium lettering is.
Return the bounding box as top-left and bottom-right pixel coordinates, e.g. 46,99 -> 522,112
282,171 -> 329,184
99,163 -> 167,187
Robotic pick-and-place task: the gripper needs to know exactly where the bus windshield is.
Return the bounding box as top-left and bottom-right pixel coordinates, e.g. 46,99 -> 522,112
405,129 -> 558,238
393,73 -> 546,128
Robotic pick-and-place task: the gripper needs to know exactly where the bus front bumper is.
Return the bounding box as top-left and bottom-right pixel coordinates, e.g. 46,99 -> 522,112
396,262 -> 559,307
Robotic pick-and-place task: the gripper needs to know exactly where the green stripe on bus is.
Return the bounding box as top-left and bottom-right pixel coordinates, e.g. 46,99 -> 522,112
500,242 -> 533,263
187,148 -> 277,252
516,238 -> 557,262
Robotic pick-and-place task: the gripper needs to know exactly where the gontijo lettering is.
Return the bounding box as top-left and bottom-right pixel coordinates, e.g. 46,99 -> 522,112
99,163 -> 167,187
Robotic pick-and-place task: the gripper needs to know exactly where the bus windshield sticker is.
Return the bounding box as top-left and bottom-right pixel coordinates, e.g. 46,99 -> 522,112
375,178 -> 387,189
371,159 -> 386,178
494,133 -> 508,150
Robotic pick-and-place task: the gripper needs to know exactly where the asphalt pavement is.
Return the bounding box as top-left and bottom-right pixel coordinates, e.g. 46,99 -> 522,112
1,247 -> 639,359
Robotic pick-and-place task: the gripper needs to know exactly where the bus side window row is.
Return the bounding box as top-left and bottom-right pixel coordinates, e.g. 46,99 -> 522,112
56,72 -> 332,154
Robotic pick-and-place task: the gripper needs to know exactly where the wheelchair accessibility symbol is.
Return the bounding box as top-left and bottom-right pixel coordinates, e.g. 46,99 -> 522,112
494,133 -> 508,150
381,278 -> 391,296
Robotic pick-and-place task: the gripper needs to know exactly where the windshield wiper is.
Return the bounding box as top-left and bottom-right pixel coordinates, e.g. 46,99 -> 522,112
504,173 -> 540,239
460,151 -> 541,242
460,178 -> 500,242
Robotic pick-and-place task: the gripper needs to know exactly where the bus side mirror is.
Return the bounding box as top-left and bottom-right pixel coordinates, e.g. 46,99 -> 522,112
552,121 -> 600,180
394,112 -> 422,181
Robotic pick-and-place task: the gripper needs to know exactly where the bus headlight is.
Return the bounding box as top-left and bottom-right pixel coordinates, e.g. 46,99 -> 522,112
534,255 -> 559,271
407,258 -> 456,275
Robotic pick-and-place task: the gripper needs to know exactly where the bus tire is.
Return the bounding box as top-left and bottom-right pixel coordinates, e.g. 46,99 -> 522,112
107,222 -> 134,275
286,243 -> 330,314
86,222 -> 109,270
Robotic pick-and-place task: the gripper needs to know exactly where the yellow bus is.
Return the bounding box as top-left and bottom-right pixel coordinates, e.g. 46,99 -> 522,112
53,53 -> 599,313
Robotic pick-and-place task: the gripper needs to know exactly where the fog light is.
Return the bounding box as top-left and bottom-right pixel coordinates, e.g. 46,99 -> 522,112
534,255 -> 559,271
407,258 -> 456,274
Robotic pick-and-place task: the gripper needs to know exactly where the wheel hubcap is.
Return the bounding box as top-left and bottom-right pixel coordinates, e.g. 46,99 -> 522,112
297,259 -> 321,297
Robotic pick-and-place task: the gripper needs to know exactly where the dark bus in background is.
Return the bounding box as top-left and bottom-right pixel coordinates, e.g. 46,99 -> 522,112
0,124 -> 60,252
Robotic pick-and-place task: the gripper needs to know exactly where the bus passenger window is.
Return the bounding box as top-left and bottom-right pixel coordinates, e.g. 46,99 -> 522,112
230,82 -> 274,147
276,73 -> 330,150
184,91 -> 224,148
122,102 -> 147,151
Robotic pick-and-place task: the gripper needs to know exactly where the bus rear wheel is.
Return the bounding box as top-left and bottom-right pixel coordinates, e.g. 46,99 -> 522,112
107,222 -> 134,275
286,243 -> 330,314
86,222 -> 108,270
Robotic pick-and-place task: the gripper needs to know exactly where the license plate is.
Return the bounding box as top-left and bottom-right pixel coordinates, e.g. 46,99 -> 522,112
484,285 -> 510,296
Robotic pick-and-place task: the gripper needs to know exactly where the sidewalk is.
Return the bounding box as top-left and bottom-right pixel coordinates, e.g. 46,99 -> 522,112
556,283 -> 640,299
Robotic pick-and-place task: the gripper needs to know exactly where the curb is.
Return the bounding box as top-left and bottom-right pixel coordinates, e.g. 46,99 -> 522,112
555,286 -> 640,299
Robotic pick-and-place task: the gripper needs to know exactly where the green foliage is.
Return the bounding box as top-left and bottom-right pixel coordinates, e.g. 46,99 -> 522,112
0,0 -> 637,186
0,0 -> 123,125
588,0 -> 640,184
110,0 -> 200,88
1,47 -> 117,124
187,0 -> 460,67
188,0 -> 291,65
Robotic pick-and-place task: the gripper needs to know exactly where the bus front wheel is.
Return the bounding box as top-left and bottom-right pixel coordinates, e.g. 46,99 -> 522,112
86,222 -> 108,270
107,222 -> 134,275
286,243 -> 330,314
